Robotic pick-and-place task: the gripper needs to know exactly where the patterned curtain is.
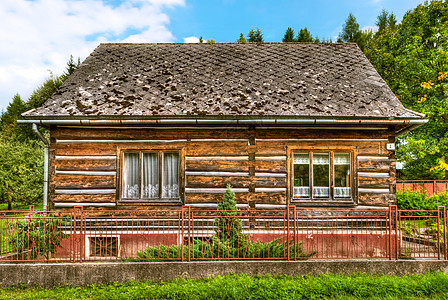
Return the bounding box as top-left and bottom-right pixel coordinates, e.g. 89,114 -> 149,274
143,153 -> 159,198
162,153 -> 179,198
123,153 -> 140,199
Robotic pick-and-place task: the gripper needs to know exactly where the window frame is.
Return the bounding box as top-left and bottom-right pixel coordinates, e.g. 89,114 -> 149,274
117,146 -> 185,204
287,146 -> 357,205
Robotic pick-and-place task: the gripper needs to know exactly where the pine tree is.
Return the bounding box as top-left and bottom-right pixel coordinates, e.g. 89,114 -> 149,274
338,13 -> 360,42
296,27 -> 313,42
247,27 -> 263,43
376,9 -> 389,34
237,33 -> 247,43
282,27 -> 295,42
215,185 -> 244,246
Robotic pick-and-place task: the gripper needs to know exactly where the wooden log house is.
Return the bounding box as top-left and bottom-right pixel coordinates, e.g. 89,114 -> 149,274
20,43 -> 427,211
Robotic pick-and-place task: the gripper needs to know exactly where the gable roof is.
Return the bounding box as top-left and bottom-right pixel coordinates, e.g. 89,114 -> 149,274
23,43 -> 423,120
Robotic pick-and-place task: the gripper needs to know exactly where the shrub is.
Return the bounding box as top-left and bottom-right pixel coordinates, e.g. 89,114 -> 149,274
397,189 -> 448,211
138,185 -> 314,260
215,184 -> 246,247
7,213 -> 68,259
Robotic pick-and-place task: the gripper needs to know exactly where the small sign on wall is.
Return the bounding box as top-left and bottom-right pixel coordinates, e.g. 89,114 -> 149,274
386,143 -> 395,150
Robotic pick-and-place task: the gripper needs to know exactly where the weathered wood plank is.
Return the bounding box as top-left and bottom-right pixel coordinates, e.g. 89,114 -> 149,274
256,129 -> 388,140
53,174 -> 116,189
358,159 -> 390,172
55,159 -> 116,171
52,143 -> 117,156
186,141 -> 248,156
254,160 -> 286,173
186,176 -> 287,188
53,194 -> 116,203
185,192 -> 285,205
358,193 -> 395,206
186,160 -> 248,172
358,176 -> 391,189
53,128 -> 250,140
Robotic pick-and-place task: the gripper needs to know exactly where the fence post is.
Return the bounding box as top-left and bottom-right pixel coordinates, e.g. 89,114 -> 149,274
437,206 -> 444,260
443,206 -> 448,260
388,205 -> 392,260
389,205 -> 398,260
181,206 -> 185,262
434,180 -> 437,195
287,206 -> 290,261
74,206 -> 84,263
188,206 -> 191,262
294,206 -> 297,261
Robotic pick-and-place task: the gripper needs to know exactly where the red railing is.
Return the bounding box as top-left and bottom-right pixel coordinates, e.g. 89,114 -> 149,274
397,180 -> 448,197
0,206 -> 446,262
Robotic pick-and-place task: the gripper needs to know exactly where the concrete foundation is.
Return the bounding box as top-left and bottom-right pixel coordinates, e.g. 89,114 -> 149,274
2,260 -> 448,288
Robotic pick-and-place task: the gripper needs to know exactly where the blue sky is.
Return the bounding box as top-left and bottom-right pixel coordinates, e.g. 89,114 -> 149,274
0,0 -> 425,111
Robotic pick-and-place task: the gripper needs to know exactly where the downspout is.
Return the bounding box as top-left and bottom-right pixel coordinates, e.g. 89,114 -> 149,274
32,124 -> 49,211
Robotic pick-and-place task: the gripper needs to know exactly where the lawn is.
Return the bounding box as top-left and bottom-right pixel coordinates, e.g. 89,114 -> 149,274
1,272 -> 448,299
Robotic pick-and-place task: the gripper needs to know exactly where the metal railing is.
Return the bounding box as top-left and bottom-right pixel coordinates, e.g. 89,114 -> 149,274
1,206 -> 446,262
397,180 -> 448,197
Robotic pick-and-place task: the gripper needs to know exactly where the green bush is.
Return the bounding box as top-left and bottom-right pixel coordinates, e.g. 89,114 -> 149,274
7,214 -> 68,259
139,185 -> 313,260
397,190 -> 448,210
138,236 -> 312,260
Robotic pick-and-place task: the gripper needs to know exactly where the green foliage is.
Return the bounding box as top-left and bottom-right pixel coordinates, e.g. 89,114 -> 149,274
139,186 -> 313,261
339,12 -> 360,42
364,1 -> 448,179
215,185 -> 245,246
397,189 -> 448,210
237,33 -> 246,43
7,214 -> 68,259
338,12 -> 371,50
282,27 -> 295,42
3,272 -> 448,299
247,27 -> 263,43
138,236 -> 311,261
296,27 -> 313,42
0,136 -> 44,209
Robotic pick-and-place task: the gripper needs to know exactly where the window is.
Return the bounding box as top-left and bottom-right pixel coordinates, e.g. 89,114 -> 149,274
292,151 -> 352,201
121,150 -> 180,201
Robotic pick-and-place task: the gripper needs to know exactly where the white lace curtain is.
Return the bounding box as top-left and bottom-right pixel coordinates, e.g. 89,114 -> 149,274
123,153 -> 140,199
143,153 -> 159,198
123,152 -> 179,199
334,187 -> 351,198
163,153 -> 179,198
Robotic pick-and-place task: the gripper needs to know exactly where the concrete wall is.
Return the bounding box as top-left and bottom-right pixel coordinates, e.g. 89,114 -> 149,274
2,260 -> 448,288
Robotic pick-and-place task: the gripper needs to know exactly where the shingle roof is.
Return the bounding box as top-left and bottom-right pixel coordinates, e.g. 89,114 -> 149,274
23,43 -> 423,119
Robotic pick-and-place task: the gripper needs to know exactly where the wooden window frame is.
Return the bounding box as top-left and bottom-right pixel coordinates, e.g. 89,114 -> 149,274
117,146 -> 185,204
287,146 -> 358,205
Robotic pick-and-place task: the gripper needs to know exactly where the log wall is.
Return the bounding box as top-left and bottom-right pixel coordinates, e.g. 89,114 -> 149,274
49,126 -> 396,210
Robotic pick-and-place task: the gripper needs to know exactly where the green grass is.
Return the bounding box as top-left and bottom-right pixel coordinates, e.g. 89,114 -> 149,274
0,203 -> 43,211
1,272 -> 448,299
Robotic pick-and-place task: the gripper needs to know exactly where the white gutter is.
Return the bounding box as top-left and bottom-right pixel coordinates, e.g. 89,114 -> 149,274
32,124 -> 49,211
18,118 -> 428,135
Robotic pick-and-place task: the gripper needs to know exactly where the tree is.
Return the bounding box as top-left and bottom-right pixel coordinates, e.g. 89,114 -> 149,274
339,13 -> 360,43
339,13 -> 372,51
247,27 -> 263,43
215,185 -> 244,246
283,27 -> 295,42
364,1 -> 448,179
237,33 -> 247,43
296,27 -> 313,42
206,39 -> 216,44
0,136 -> 44,209
375,9 -> 398,36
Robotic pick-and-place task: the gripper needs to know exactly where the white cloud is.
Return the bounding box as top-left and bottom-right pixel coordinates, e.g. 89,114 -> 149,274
183,36 -> 200,43
0,0 -> 185,111
362,25 -> 379,33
